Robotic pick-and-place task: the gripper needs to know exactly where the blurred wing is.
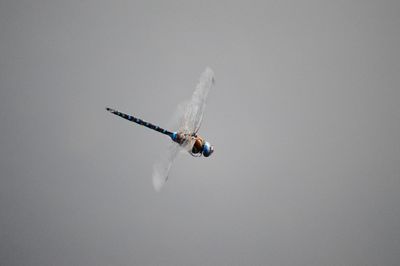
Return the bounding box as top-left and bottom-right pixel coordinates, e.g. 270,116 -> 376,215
181,67 -> 215,134
152,67 -> 214,191
152,142 -> 181,192
167,100 -> 190,133
152,100 -> 189,192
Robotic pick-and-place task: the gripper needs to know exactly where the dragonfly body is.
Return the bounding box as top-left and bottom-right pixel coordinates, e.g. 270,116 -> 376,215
106,107 -> 214,157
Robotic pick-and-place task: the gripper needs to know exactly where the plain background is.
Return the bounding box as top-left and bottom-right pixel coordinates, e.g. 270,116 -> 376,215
1,0 -> 399,265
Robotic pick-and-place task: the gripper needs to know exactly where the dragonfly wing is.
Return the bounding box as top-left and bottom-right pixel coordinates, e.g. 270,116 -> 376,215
151,99 -> 193,191
152,142 -> 181,191
184,67 -> 215,134
167,100 -> 190,132
151,68 -> 214,191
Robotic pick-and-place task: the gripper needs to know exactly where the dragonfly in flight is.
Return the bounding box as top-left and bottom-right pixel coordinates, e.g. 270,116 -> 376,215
106,67 -> 215,191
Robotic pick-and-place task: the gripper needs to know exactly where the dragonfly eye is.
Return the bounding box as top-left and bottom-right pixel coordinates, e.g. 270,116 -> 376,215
202,142 -> 214,157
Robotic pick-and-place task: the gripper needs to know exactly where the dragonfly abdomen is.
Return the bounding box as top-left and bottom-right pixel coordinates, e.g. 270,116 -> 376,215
106,107 -> 174,137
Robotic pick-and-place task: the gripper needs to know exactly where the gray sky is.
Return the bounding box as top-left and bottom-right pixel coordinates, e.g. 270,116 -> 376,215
1,0 -> 400,265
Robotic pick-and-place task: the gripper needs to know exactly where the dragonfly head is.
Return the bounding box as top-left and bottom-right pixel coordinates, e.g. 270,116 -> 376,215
202,141 -> 214,157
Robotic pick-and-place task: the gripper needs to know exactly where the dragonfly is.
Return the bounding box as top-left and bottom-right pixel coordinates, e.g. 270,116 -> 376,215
106,67 -> 215,191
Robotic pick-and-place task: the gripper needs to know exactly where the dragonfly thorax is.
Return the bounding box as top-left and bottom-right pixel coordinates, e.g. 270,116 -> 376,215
171,132 -> 214,157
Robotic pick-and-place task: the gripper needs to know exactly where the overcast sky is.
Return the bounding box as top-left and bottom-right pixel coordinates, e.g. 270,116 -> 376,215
1,0 -> 400,265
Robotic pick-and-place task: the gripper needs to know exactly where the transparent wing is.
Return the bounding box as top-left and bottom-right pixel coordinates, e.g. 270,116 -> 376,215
180,67 -> 215,134
151,102 -> 188,192
152,142 -> 182,192
167,100 -> 190,133
151,67 -> 214,191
